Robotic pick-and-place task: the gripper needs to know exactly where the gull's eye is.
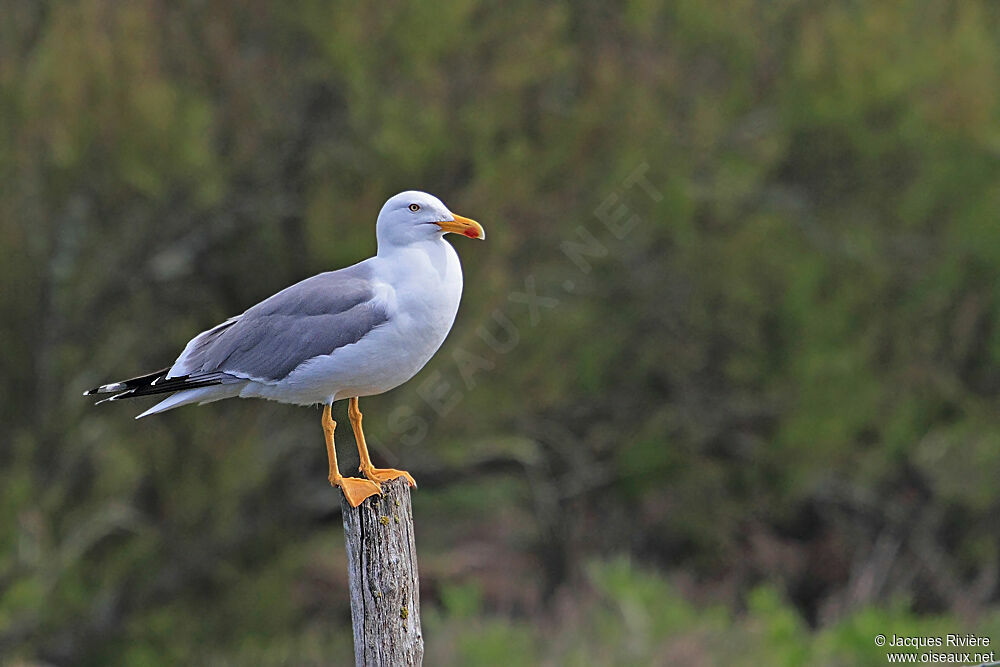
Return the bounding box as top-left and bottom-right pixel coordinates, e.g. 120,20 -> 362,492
408,204 -> 421,212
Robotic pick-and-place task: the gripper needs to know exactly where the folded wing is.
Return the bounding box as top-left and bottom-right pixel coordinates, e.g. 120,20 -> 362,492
87,263 -> 392,405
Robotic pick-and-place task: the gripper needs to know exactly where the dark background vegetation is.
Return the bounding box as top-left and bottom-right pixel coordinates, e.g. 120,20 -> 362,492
3,1 -> 1000,664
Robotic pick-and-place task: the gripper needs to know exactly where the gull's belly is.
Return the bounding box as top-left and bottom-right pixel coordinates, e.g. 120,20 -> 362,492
331,304 -> 456,399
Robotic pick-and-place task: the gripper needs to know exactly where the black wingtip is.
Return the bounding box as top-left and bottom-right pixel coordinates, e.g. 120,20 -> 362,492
83,369 -> 172,400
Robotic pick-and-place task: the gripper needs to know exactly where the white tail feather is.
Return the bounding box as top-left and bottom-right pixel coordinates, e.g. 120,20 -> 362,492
135,385 -> 243,419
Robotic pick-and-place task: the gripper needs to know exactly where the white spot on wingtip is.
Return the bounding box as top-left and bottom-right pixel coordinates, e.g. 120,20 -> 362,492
92,382 -> 127,393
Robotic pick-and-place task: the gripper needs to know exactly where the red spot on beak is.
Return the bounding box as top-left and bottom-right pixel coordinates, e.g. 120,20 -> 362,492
464,228 -> 479,238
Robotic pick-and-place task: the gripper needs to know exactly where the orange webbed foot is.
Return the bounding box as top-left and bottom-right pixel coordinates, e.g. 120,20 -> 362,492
361,466 -> 417,488
335,476 -> 382,507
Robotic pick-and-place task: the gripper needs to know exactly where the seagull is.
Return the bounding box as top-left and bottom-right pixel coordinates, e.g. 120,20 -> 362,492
85,191 -> 485,507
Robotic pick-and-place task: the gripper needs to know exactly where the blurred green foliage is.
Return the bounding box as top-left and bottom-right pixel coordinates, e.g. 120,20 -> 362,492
426,560 -> 1000,666
2,0 -> 1000,664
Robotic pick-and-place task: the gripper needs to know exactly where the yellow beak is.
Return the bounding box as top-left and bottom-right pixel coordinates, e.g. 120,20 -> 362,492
437,214 -> 485,240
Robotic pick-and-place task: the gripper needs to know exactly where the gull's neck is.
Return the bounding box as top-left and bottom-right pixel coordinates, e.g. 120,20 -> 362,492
375,236 -> 459,282
377,236 -> 448,260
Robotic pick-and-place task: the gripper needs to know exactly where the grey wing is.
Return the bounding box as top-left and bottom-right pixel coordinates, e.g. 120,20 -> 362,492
170,264 -> 391,383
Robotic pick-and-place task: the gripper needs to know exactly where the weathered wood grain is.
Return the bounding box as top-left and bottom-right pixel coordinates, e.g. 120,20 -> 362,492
341,477 -> 423,666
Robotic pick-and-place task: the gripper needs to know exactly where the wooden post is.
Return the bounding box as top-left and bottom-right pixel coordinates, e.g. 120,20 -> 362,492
341,477 -> 424,666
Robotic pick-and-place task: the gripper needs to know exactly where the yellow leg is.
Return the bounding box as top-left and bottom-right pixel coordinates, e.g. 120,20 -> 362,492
349,397 -> 417,487
322,403 -> 381,507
